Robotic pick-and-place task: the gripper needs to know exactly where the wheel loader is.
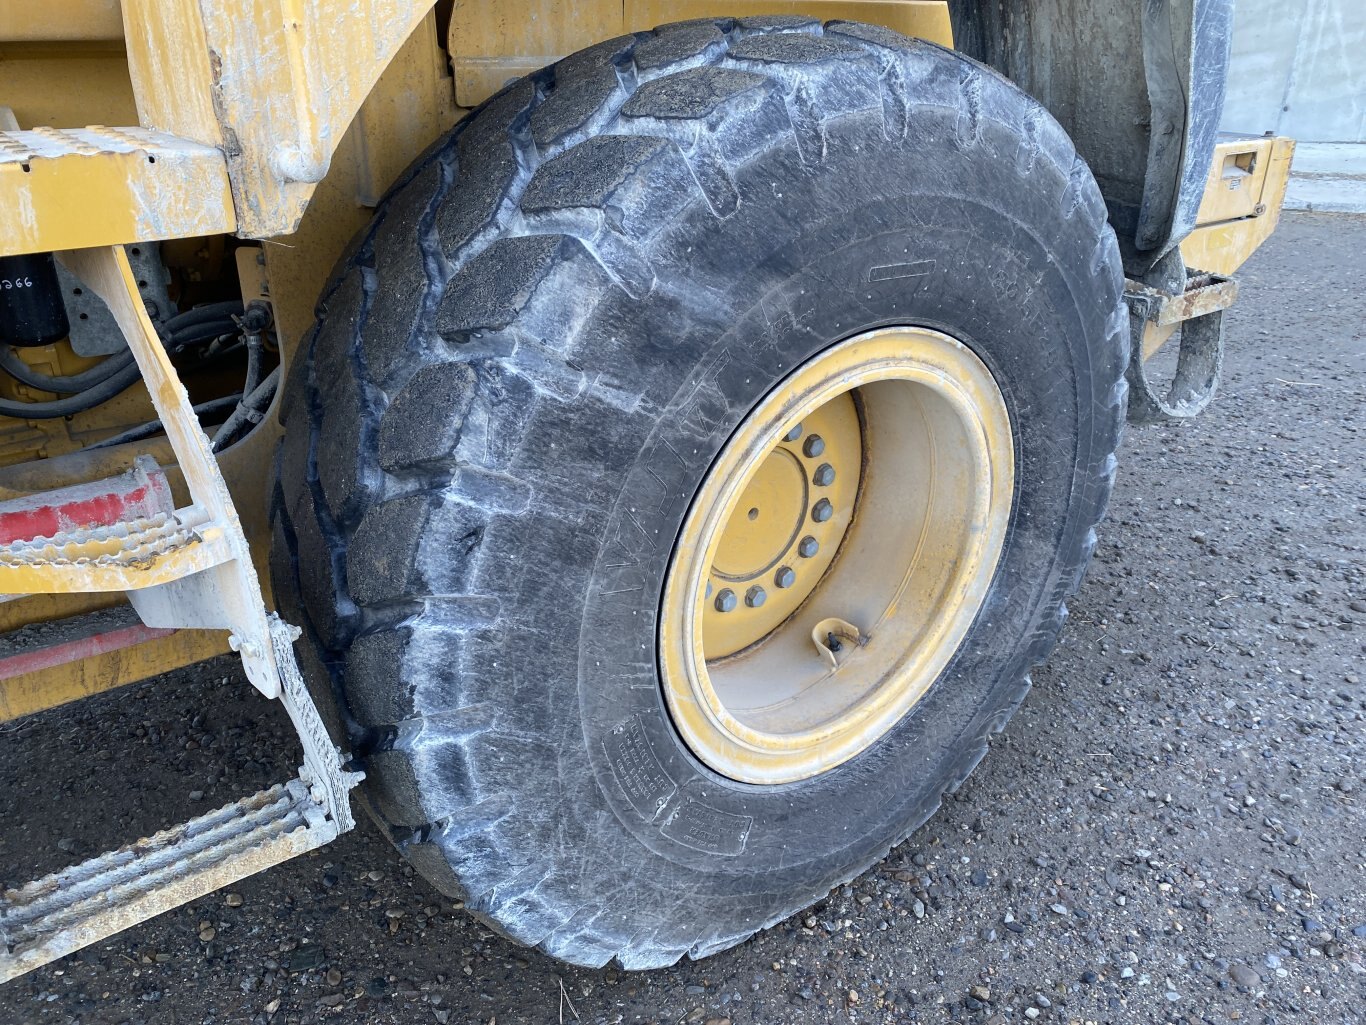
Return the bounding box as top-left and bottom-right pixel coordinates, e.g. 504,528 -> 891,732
0,0 -> 1293,978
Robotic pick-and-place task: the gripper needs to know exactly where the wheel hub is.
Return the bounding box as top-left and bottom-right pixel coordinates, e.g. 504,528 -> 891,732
660,326 -> 1015,785
705,393 -> 861,660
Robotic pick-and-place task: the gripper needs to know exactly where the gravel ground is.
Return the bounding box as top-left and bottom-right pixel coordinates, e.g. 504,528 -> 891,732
1,211 -> 1362,1025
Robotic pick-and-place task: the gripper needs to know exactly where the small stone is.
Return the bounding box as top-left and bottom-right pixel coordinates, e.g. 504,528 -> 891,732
704,1018 -> 731,1025
847,989 -> 860,1005
1229,964 -> 1260,988
912,899 -> 925,919
289,945 -> 326,972
1050,903 -> 1069,916
1080,970 -> 1098,985
317,993 -> 344,1008
1351,924 -> 1366,939
1025,1009 -> 1041,1021
1120,967 -> 1134,979
189,790 -> 205,802
969,984 -> 990,1002
198,926 -> 216,942
224,893 -> 243,908
326,968 -> 342,987
367,870 -> 385,882
1035,993 -> 1052,1008
264,998 -> 280,1015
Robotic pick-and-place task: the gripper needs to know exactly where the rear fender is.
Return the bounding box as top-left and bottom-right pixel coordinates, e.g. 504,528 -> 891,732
947,0 -> 1234,278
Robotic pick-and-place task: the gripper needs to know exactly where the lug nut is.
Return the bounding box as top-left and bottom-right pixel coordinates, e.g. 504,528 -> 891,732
745,586 -> 767,608
803,435 -> 825,458
783,423 -> 803,443
812,463 -> 835,487
798,535 -> 820,558
811,498 -> 834,523
775,566 -> 796,589
714,588 -> 737,613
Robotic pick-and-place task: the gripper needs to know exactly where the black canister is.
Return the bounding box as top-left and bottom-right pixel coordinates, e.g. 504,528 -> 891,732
0,253 -> 70,347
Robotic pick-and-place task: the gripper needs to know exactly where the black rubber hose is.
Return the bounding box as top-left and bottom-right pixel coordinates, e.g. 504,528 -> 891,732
211,366 -> 279,452
88,393 -> 244,450
166,319 -> 240,347
0,346 -> 135,394
0,356 -> 146,420
0,302 -> 238,395
166,301 -> 244,331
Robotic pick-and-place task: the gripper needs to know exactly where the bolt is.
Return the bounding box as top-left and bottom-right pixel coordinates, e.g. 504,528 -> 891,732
798,535 -> 820,558
775,566 -> 796,589
745,586 -> 767,608
803,435 -> 826,458
813,463 -> 836,487
812,498 -> 834,523
783,423 -> 803,443
714,588 -> 737,613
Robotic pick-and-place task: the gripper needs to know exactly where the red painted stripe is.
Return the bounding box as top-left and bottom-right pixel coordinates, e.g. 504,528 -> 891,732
0,623 -> 175,681
0,484 -> 155,546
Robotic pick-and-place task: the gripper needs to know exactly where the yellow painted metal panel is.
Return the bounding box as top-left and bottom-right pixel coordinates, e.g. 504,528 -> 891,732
121,0 -> 222,146
1193,136 -> 1273,226
1181,136 -> 1295,278
0,2 -> 124,43
191,0 -> 444,237
450,1 -> 952,106
264,11 -> 459,349
0,628 -> 230,723
627,1 -> 952,41
0,45 -> 138,130
0,127 -> 236,257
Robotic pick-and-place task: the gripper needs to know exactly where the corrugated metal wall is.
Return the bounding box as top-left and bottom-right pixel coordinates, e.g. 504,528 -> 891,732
1221,0 -> 1365,210
1222,0 -> 1364,142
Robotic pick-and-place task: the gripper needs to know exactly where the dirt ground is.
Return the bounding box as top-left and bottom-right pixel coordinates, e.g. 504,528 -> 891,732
1,210 -> 1362,1025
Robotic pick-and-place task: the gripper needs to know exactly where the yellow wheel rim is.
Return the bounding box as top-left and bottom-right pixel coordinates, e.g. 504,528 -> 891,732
659,326 -> 1015,784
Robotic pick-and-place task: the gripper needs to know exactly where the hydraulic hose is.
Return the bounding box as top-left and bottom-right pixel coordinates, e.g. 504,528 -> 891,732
0,346 -> 134,394
88,394 -> 244,450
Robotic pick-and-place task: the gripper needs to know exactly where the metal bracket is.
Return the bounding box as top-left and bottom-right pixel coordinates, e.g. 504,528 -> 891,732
57,245 -> 282,698
1123,271 -> 1237,424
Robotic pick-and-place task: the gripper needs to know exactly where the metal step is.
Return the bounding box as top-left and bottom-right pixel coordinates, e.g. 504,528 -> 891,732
0,457 -> 233,596
0,126 -> 234,256
0,779 -> 342,983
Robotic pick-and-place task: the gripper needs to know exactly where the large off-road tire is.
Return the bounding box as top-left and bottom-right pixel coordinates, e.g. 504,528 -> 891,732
271,16 -> 1126,968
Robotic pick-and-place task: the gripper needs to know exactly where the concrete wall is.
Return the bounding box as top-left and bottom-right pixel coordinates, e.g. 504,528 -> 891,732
1221,0 -> 1366,210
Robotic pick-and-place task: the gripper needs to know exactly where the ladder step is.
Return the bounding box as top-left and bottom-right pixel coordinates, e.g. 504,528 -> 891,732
0,779 -> 341,983
0,126 -> 235,255
0,458 -> 233,594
